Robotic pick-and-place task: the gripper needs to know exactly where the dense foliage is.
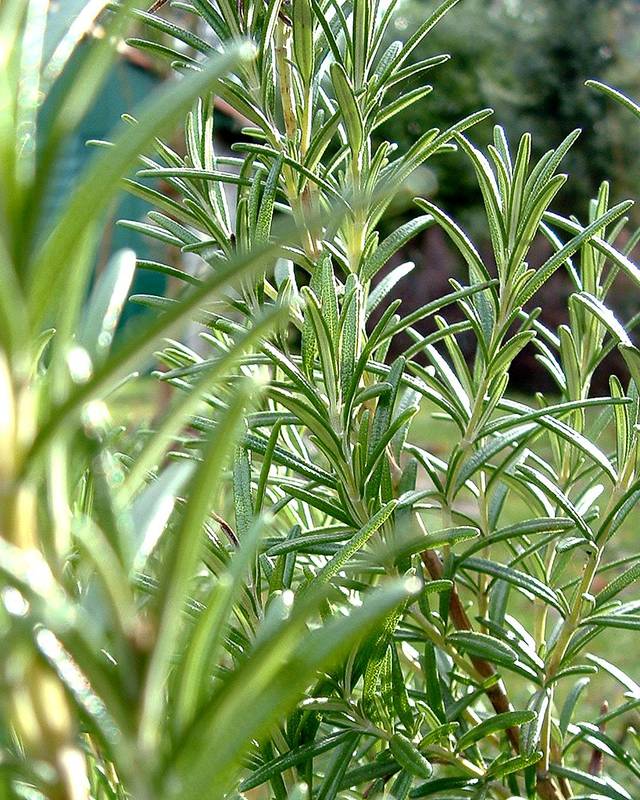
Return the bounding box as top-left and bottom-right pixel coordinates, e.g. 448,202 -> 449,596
2,2 -> 640,800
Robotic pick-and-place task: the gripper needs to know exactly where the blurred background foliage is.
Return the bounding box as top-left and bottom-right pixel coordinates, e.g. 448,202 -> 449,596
381,0 -> 640,227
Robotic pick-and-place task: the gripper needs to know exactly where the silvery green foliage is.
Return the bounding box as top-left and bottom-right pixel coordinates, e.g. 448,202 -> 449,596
126,1 -> 640,798
0,3 -> 412,800
2,1 -> 640,799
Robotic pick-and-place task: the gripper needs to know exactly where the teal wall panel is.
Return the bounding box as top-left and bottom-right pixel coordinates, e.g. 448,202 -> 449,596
41,44 -> 167,328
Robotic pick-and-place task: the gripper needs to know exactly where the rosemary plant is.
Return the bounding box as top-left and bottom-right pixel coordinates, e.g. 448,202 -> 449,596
0,3 -> 411,799
124,0 -> 640,798
2,1 -> 640,800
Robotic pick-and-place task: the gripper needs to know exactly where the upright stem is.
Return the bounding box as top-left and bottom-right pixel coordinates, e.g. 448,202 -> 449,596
546,547 -> 600,679
274,21 -> 320,260
418,519 -> 520,753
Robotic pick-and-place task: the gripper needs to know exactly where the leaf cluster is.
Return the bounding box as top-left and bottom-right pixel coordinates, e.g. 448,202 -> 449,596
2,2 -> 640,800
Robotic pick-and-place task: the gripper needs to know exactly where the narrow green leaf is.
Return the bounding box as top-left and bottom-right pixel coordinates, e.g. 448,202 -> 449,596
308,500 -> 397,589
366,262 -> 414,316
549,765 -> 632,800
462,556 -> 563,612
240,732 -> 353,791
389,734 -> 432,780
78,248 -> 136,366
174,514 -> 267,734
519,201 -> 634,306
139,379 -> 254,753
233,444 -> 253,538
595,559 -> 640,608
448,630 -> 519,667
255,155 -> 283,245
586,80 -> 640,121
456,710 -> 535,752
330,62 -> 363,156
292,0 -> 314,85
361,216 -> 433,283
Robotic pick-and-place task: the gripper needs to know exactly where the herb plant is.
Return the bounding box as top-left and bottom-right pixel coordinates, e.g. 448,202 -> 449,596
2,1 -> 640,800
126,0 -> 640,797
0,3 -> 411,799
